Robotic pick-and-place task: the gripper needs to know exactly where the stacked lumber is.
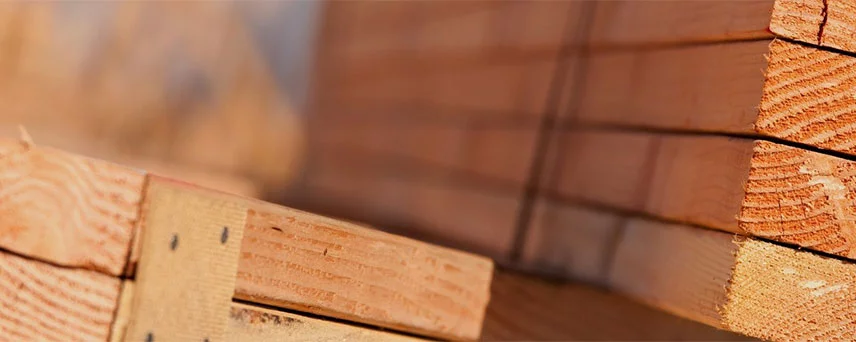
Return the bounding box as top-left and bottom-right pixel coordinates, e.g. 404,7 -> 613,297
295,0 -> 856,340
521,0 -> 856,340
0,139 -> 493,341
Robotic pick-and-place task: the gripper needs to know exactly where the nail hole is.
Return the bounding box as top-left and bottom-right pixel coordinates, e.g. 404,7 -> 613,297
203,339 -> 210,342
323,248 -> 328,256
221,226 -> 229,244
145,332 -> 154,342
170,234 -> 179,251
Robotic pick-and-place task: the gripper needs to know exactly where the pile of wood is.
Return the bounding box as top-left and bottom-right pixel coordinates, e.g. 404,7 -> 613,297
299,0 -> 856,340
0,139 -> 495,341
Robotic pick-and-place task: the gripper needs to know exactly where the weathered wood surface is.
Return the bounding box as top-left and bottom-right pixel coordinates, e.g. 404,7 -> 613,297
0,138 -> 494,341
0,251 -> 121,341
545,130 -> 856,259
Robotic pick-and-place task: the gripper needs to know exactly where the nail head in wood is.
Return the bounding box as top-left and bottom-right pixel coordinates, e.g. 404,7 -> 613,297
221,226 -> 229,244
170,234 -> 179,251
145,332 -> 153,342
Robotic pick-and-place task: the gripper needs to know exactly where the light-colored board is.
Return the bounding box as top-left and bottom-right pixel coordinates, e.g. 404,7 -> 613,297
235,199 -> 494,341
771,0 -> 856,53
611,217 -> 856,340
0,139 -> 145,276
0,250 -> 121,341
482,271 -> 752,341
227,302 -> 423,342
520,202 -> 855,340
123,176 -> 248,341
546,130 -> 856,259
588,0 -> 774,46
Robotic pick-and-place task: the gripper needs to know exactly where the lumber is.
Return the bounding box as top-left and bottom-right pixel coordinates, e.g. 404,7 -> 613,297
771,0 -> 856,53
579,39 -> 856,158
588,0 -> 774,46
482,271 -> 751,341
234,198 -> 493,340
0,139 -> 145,276
227,302 -> 422,342
611,218 -> 856,340
521,201 -> 856,340
0,138 -> 494,341
545,129 -> 856,259
0,250 -> 122,341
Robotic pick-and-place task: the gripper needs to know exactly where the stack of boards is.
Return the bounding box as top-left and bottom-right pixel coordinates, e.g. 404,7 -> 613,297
0,138 -> 747,341
524,0 -> 856,341
0,139 -> 493,341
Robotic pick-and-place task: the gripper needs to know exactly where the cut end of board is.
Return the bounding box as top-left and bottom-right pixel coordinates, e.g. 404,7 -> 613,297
0,138 -> 146,276
740,141 -> 856,258
723,238 -> 856,340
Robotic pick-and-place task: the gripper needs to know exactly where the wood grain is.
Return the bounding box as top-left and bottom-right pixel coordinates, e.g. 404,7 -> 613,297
0,250 -> 121,341
547,130 -> 856,259
0,139 -> 145,276
757,39 -> 856,154
235,200 -> 494,341
227,302 -> 422,342
771,0 -> 856,53
613,217 -> 856,340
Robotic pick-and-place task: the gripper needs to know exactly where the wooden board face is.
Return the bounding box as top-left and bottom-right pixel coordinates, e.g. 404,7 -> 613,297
234,202 -> 494,341
589,0 -> 774,46
0,140 -> 145,276
770,0 -> 856,53
124,177 -> 247,341
0,251 -> 121,341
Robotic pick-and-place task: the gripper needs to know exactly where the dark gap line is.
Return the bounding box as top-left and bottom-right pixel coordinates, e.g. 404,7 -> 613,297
232,298 -> 437,341
778,35 -> 856,60
572,122 -> 856,164
509,2 -> 597,262
0,244 -> 124,276
582,31 -> 774,54
539,191 -> 856,265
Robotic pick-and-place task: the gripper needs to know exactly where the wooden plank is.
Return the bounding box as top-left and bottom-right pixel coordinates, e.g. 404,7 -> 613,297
0,139 -> 494,340
123,176 -> 247,341
0,139 -> 145,276
589,0 -> 774,46
578,39 -> 769,132
771,0 -> 856,53
546,130 -> 856,259
482,270 -> 752,341
611,217 -> 856,340
227,302 -> 422,342
234,199 -> 494,341
520,202 -> 855,340
0,250 -> 121,341
579,39 -> 856,160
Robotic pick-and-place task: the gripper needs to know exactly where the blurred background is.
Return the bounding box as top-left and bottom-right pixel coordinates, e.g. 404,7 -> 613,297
0,2 -> 753,340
